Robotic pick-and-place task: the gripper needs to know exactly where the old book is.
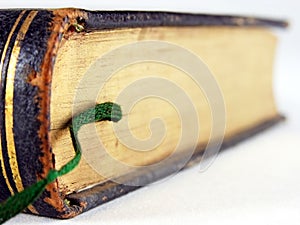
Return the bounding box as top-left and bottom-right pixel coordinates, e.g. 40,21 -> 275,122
0,8 -> 286,218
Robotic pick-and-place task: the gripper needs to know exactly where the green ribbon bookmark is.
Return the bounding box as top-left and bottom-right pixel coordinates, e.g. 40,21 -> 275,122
0,102 -> 122,224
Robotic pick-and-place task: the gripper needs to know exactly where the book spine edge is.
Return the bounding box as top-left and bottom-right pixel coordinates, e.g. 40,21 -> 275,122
0,8 -> 87,218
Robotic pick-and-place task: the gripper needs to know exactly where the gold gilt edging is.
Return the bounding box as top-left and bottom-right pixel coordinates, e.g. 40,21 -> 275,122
0,10 -> 27,196
4,10 -> 39,214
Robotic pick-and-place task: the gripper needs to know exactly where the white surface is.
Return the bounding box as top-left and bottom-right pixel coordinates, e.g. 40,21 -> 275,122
1,1 -> 300,224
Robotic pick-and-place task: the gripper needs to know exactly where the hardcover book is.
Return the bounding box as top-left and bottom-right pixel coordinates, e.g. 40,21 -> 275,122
0,8 -> 286,219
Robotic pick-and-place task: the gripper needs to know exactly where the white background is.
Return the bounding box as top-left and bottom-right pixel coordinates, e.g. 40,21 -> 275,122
1,1 -> 300,224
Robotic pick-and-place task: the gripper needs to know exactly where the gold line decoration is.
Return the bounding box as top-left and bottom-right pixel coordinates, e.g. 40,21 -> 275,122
0,10 -> 27,196
5,10 -> 38,193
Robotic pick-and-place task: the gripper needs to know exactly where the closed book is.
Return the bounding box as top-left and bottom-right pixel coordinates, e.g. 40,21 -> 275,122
0,8 -> 286,219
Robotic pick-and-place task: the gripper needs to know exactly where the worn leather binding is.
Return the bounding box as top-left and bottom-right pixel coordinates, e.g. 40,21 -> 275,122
0,8 -> 286,218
